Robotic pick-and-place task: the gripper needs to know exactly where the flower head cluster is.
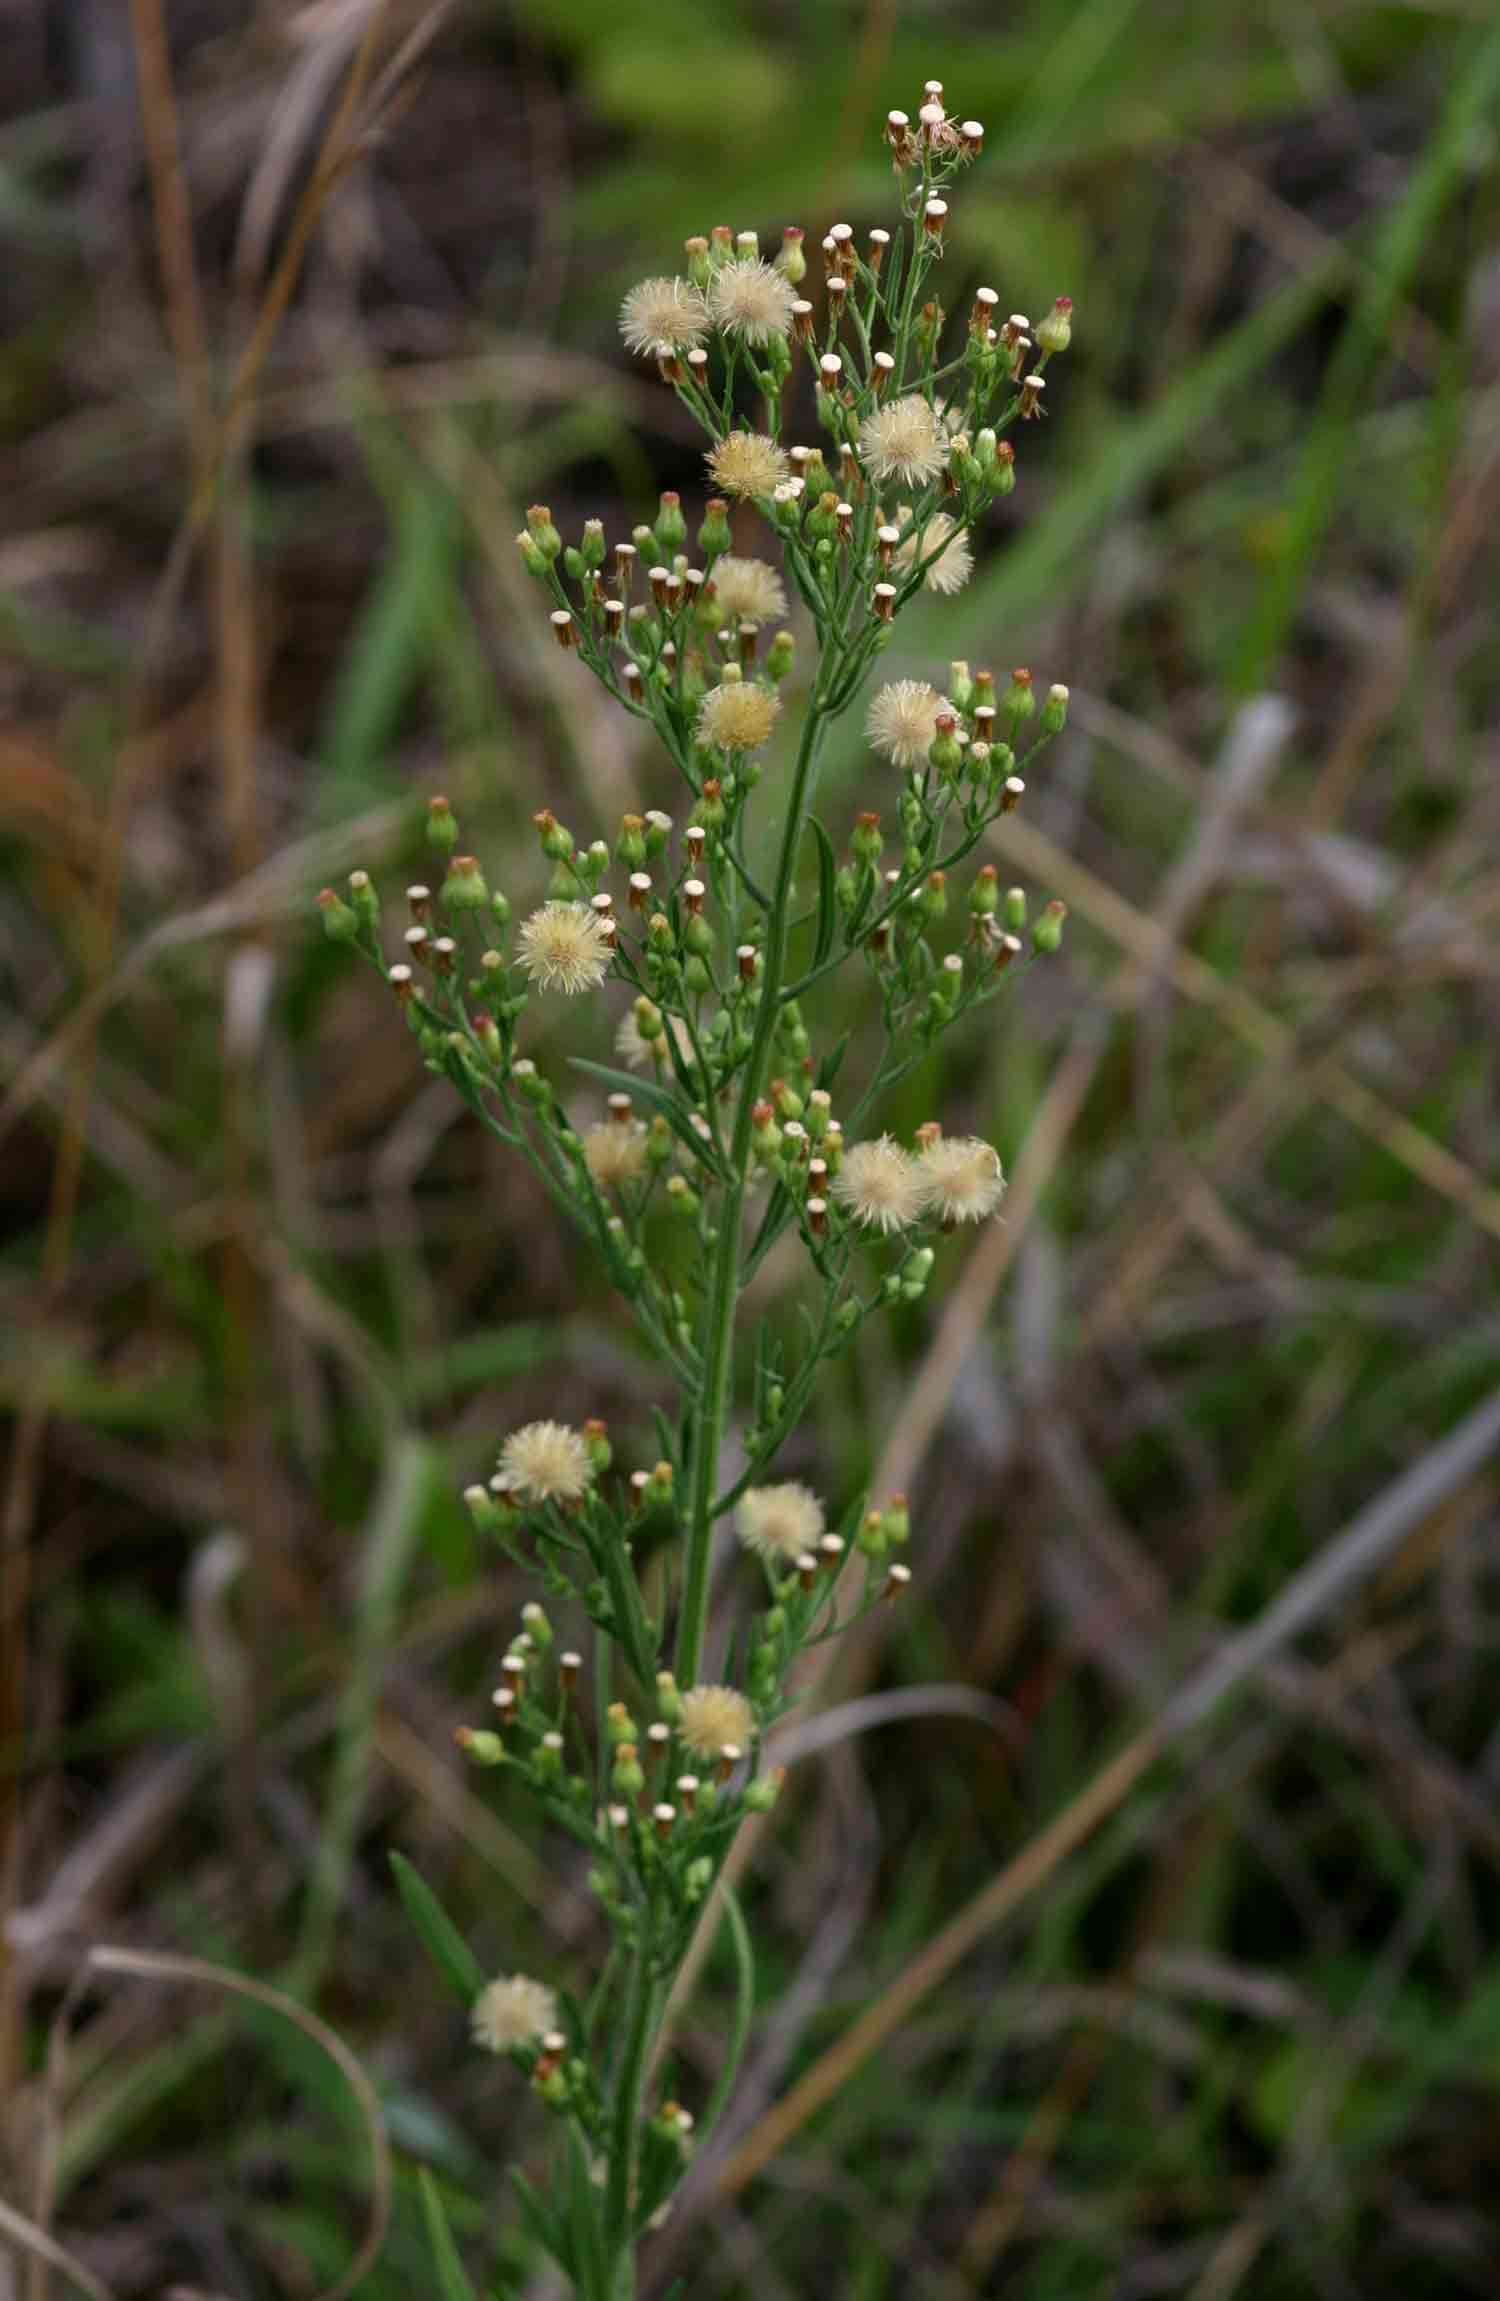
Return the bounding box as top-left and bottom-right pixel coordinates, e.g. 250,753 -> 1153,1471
707,431 -> 790,502
471,1973 -> 557,2053
860,394 -> 947,486
918,1134 -> 1006,1223
866,680 -> 950,770
518,902 -> 613,994
583,1121 -> 649,1191
894,508 -> 973,596
710,556 -> 788,626
499,1420 -> 594,1505
736,1481 -> 825,1562
697,681 -> 781,753
832,1137 -> 925,1233
620,276 -> 709,358
709,257 -> 797,345
680,1683 -> 754,1760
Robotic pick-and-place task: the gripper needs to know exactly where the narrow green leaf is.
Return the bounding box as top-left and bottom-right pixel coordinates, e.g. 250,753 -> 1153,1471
510,2167 -> 570,2276
569,1059 -> 722,1173
418,2170 -> 479,2301
809,813 -> 837,972
388,1851 -> 484,2007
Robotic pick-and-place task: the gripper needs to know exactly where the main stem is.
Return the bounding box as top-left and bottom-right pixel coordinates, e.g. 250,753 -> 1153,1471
603,1940 -> 659,2290
674,689 -> 833,1688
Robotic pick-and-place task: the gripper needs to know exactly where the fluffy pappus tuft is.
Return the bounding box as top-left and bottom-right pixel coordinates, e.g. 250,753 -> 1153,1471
736,1481 -> 826,1562
697,681 -> 781,752
832,1137 -> 925,1233
620,275 -> 710,357
707,431 -> 791,502
518,902 -> 613,994
471,1973 -> 558,2052
866,679 -> 950,770
859,393 -> 947,486
499,1420 -> 594,1505
709,257 -> 798,346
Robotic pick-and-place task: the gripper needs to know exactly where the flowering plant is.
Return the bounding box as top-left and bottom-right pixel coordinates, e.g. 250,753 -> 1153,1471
322,77 -> 1071,2300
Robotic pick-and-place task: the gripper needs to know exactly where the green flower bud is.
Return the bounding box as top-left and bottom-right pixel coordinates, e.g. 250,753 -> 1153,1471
1005,669 -> 1035,724
920,871 -> 948,921
1003,884 -> 1027,932
655,1671 -> 683,1723
684,235 -> 712,288
698,497 -> 731,559
665,1173 -> 700,1219
348,869 -> 380,927
1032,899 -> 1067,953
1035,295 -> 1073,355
456,1727 -> 506,1766
491,889 -> 511,927
655,491 -> 686,555
857,1509 -> 888,1559
743,1771 -> 781,1813
924,708 -> 961,782
777,226 -> 806,284
533,809 -> 575,862
643,810 -> 672,860
317,887 -> 359,942
580,517 -> 607,570
607,1702 -> 638,1747
1040,682 -> 1069,735
851,811 -> 883,866
766,629 -> 795,684
525,504 -> 562,561
968,865 -> 1000,918
521,1601 -> 552,1648
584,1419 -> 612,1473
883,1493 -> 911,1544
516,530 -> 550,578
948,660 -> 974,713
441,855 -> 489,913
463,1484 -> 502,1534
617,814 -> 647,870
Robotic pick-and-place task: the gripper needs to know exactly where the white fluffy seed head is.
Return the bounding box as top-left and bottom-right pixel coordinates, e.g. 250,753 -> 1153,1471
697,682 -> 781,753
679,1684 -> 755,1760
866,679 -> 950,770
498,1421 -> 594,1504
917,1134 -> 1007,1224
893,508 -> 973,596
708,257 -> 798,345
735,1481 -> 826,1562
859,394 -> 946,486
517,902 -> 613,994
706,431 -> 791,502
619,276 -> 709,357
471,1973 -> 558,2052
832,1137 -> 925,1234
709,556 -> 788,627
582,1121 -> 649,1190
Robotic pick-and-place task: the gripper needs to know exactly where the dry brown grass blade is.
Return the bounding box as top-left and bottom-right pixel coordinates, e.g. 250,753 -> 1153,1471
81,1947 -> 390,2301
718,1390 -> 1500,2194
0,0 -> 412,2113
989,810 -> 1500,1240
0,2196 -> 115,2301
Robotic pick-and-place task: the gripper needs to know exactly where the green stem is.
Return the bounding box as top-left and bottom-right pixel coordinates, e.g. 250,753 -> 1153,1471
673,688 -> 833,1687
603,1942 -> 660,2276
